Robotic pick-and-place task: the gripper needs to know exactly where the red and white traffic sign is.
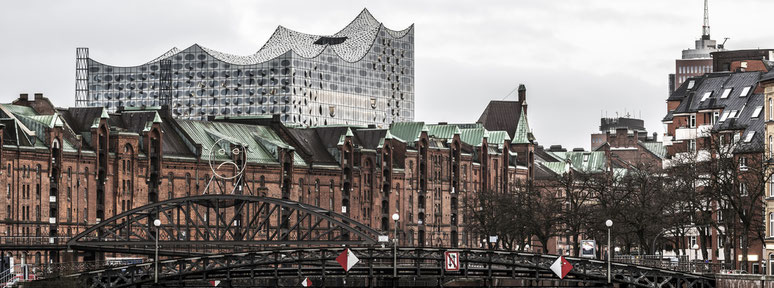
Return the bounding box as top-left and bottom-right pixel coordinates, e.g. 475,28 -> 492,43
335,248 -> 360,272
550,256 -> 573,279
444,251 -> 460,271
301,277 -> 312,287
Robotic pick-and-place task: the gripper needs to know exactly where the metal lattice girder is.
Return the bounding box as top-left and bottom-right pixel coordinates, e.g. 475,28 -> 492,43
67,195 -> 381,255
63,247 -> 715,288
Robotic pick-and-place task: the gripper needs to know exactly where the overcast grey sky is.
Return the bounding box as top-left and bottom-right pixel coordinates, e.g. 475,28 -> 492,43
2,0 -> 773,150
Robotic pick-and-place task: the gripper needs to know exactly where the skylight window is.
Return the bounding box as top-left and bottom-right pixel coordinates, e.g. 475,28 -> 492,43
700,91 -> 712,101
744,131 -> 755,143
687,80 -> 695,89
728,110 -> 738,118
740,86 -> 751,97
719,111 -> 730,122
752,106 -> 763,118
720,88 -> 732,99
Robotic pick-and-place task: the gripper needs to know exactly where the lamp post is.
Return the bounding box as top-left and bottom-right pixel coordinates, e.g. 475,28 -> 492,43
153,219 -> 161,285
392,212 -> 399,280
606,219 -> 613,284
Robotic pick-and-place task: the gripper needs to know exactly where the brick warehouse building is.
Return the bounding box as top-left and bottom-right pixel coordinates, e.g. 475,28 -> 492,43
0,92 -> 534,265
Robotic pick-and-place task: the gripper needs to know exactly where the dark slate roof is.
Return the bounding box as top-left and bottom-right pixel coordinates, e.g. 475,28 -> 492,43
285,128 -> 338,165
354,129 -> 388,150
57,107 -> 104,133
670,72 -> 761,115
762,69 -> 774,82
477,100 -> 523,139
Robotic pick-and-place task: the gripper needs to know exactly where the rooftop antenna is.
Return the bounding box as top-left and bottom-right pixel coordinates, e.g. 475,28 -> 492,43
702,0 -> 711,40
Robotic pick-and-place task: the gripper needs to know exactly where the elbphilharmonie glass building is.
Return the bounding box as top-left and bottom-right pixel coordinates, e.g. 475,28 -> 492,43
76,9 -> 414,126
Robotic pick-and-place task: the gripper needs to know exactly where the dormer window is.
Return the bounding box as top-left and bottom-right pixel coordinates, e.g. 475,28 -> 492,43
740,86 -> 751,97
720,88 -> 732,99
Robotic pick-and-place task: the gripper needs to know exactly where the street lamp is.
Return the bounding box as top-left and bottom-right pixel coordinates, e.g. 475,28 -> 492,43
153,219 -> 161,284
392,212 -> 399,281
605,219 -> 613,284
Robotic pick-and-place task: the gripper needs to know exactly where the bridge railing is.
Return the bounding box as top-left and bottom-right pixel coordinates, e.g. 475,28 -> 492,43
613,254 -> 733,274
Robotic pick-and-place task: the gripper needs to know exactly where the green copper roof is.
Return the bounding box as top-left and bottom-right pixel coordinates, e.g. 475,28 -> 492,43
512,107 -> 531,144
426,124 -> 461,139
539,161 -> 567,176
547,151 -> 607,173
152,112 -> 162,123
639,142 -> 666,159
389,122 -> 426,143
487,130 -> 511,146
2,104 -> 37,116
100,108 -> 109,119
175,120 -> 306,166
459,127 -> 486,147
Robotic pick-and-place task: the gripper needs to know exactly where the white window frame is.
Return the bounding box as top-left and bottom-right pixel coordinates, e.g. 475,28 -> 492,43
701,91 -> 712,101
745,131 -> 755,143
740,86 -> 752,97
720,88 -> 732,99
690,115 -> 696,128
753,106 -> 763,118
770,213 -> 774,237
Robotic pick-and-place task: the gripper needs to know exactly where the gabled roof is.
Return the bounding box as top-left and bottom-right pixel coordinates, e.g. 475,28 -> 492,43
476,100 -> 523,139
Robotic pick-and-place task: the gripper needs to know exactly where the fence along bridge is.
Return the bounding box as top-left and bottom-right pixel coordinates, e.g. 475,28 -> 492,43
59,246 -> 714,288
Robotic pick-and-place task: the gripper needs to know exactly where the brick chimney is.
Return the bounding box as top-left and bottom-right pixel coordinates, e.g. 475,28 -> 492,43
19,93 -> 28,101
518,84 -> 527,114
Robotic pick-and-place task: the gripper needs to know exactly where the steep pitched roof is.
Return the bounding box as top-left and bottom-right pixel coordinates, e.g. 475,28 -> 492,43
476,100 -> 523,139
512,106 -> 532,144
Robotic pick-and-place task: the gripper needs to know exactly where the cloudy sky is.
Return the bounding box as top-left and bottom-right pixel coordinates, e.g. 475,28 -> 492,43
2,0 -> 773,150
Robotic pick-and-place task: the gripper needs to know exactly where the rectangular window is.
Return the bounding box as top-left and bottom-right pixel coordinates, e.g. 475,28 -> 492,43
720,88 -> 732,99
689,115 -> 696,128
740,157 -> 748,169
740,183 -> 748,196
700,91 -> 712,101
740,86 -> 751,97
689,139 -> 696,152
690,236 -> 697,247
752,106 -> 763,118
719,111 -> 730,122
718,236 -> 724,248
712,111 -> 719,124
745,131 -> 755,143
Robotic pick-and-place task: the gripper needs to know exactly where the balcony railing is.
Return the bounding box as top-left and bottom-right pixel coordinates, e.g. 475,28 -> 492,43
675,127 -> 697,141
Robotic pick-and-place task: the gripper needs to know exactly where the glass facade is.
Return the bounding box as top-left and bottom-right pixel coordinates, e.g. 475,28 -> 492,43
76,10 -> 414,127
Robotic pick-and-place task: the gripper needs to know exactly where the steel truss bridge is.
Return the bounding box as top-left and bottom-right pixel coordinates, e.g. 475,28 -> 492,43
62,247 -> 714,288
20,194 -> 713,287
